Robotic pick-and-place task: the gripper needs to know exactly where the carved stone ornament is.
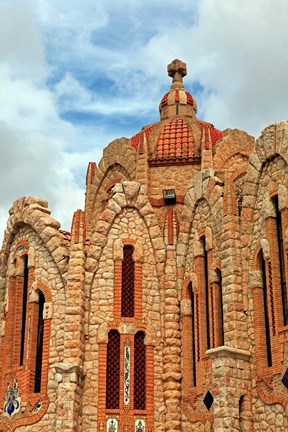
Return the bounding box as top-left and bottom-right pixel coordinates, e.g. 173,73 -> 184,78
181,299 -> 192,317
118,322 -> 136,335
278,184 -> 288,211
205,226 -> 213,250
133,240 -> 144,263
262,192 -> 276,219
285,228 -> 288,250
145,324 -> 157,346
113,239 -> 123,260
190,273 -> 198,291
260,238 -> 270,260
97,322 -> 108,343
249,270 -> 263,289
29,281 -> 39,303
43,302 -> 52,320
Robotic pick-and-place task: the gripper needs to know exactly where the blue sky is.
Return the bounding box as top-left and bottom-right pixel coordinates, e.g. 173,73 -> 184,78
1,0 -> 288,240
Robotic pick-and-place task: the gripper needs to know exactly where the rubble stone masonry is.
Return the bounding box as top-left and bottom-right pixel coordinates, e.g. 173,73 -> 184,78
0,60 -> 287,431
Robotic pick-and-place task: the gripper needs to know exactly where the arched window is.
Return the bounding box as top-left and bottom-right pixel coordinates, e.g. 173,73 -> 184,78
215,269 -> 224,347
200,237 -> 210,350
239,394 -> 252,431
188,283 -> 197,387
121,245 -> 135,318
106,330 -> 120,409
20,255 -> 29,366
259,250 -> 272,367
134,331 -> 146,410
34,291 -> 45,393
272,196 -> 288,326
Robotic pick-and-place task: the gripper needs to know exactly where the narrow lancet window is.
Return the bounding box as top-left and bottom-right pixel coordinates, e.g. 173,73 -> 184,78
272,196 -> 288,326
34,291 -> 45,393
106,330 -> 120,409
215,269 -> 224,347
201,237 -> 210,350
121,245 -> 135,317
189,283 -> 197,386
134,331 -> 146,410
259,250 -> 272,367
20,255 -> 28,366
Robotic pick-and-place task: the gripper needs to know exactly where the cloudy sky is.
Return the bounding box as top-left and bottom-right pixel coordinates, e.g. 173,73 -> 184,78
1,0 -> 288,243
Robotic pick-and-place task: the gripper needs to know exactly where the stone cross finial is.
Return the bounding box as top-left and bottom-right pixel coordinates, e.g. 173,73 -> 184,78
168,59 -> 187,89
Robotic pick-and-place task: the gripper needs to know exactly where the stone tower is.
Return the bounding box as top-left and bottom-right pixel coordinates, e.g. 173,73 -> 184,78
0,60 -> 287,431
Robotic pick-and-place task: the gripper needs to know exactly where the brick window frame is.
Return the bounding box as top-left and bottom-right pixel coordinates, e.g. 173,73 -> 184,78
252,192 -> 288,378
0,243 -> 52,428
106,329 -> 121,409
113,238 -> 143,321
264,193 -> 288,331
182,272 -> 214,423
194,234 -> 213,356
181,280 -> 198,398
252,248 -> 273,374
183,230 -> 216,410
210,267 -> 224,348
251,190 -> 288,407
98,325 -> 154,432
251,242 -> 288,408
182,267 -> 223,401
98,238 -> 153,431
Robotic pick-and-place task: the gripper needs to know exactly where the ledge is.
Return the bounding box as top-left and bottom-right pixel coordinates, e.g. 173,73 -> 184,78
206,345 -> 251,361
52,362 -> 84,376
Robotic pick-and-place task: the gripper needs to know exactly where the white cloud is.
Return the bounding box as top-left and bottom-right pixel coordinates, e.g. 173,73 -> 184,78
1,0 -> 288,246
0,1 -> 100,241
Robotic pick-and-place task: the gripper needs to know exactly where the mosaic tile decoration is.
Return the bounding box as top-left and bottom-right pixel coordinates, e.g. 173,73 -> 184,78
16,245 -> 27,253
32,399 -> 42,414
124,339 -> 130,408
3,379 -> 21,417
106,418 -> 118,432
135,419 -> 145,432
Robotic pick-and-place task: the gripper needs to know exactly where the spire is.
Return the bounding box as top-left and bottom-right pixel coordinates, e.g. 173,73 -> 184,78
168,59 -> 187,89
159,59 -> 197,119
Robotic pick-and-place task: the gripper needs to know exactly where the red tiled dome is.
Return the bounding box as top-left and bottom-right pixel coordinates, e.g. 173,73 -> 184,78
151,118 -> 197,163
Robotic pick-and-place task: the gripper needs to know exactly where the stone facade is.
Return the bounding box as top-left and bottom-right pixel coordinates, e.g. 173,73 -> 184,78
0,59 -> 287,431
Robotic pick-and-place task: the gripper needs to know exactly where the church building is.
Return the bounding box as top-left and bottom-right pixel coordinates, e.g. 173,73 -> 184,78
0,59 -> 287,431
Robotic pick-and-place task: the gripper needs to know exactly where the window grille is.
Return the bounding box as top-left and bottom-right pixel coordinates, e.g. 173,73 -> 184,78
121,246 -> 135,317
106,330 -> 120,409
134,331 -> 146,410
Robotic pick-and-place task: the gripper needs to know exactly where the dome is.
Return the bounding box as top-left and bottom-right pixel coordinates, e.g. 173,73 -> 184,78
130,59 -> 222,165
149,117 -> 198,165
